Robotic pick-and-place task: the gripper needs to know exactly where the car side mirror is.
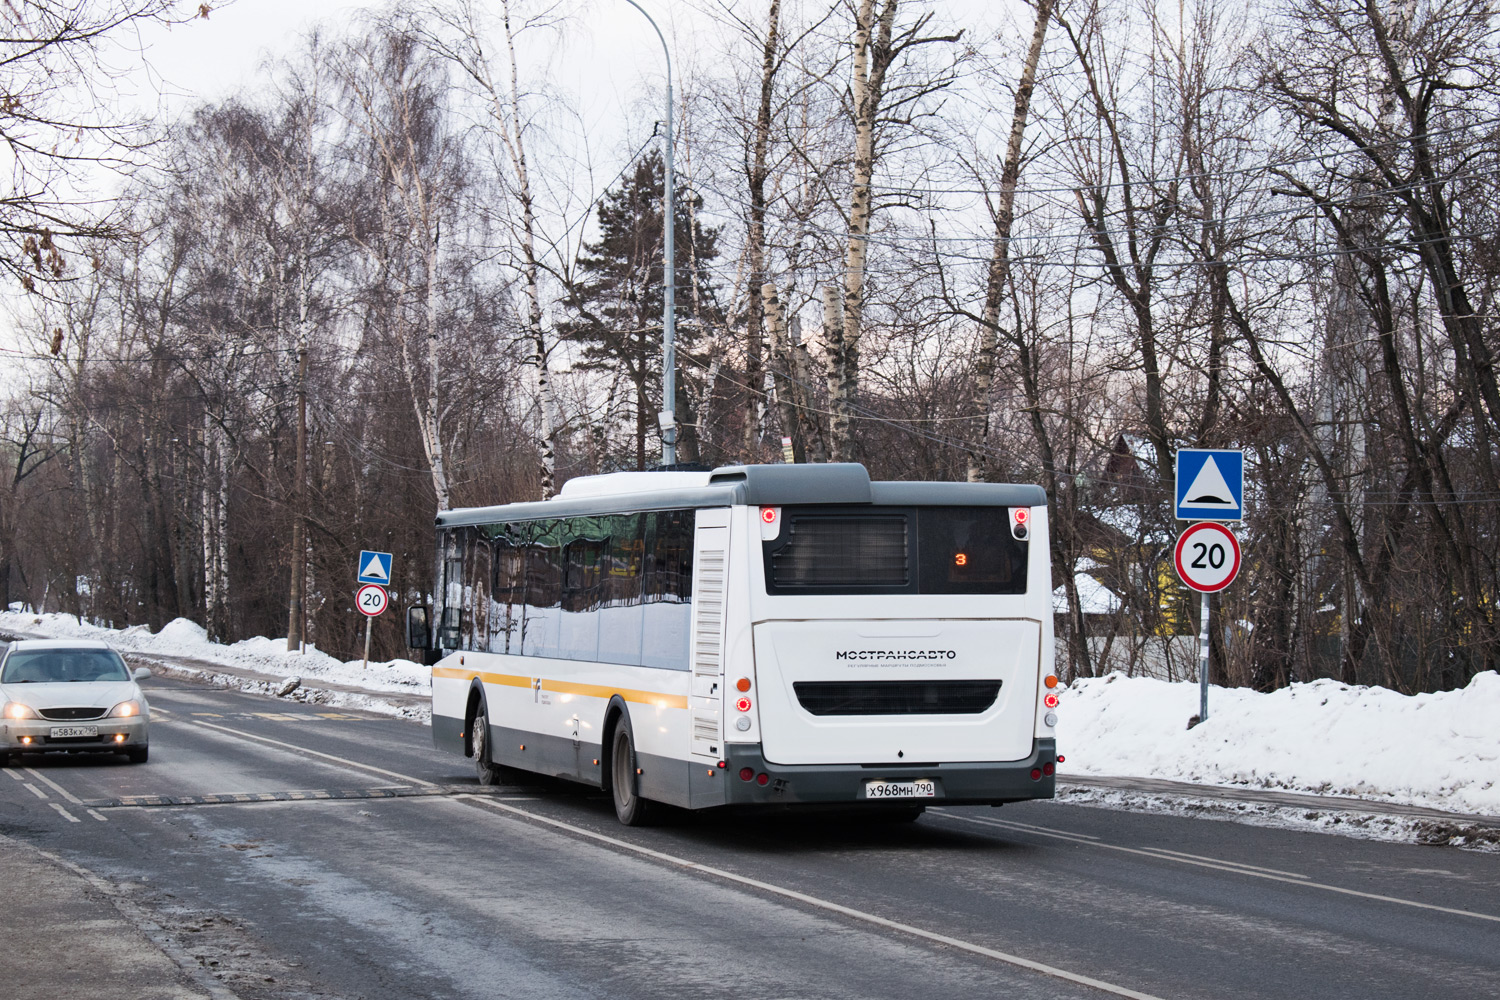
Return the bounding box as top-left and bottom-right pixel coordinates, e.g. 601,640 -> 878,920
131,666 -> 152,681
405,606 -> 431,650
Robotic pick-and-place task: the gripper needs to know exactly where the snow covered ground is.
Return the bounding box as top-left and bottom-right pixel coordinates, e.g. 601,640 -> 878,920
3,611 -> 1496,829
1058,671 -> 1500,817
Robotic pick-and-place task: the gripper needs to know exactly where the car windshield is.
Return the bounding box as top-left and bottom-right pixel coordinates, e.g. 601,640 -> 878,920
0,649 -> 130,683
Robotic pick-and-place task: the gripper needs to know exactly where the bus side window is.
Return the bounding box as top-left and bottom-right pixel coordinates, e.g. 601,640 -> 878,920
642,510 -> 695,669
598,514 -> 645,666
493,530 -> 524,654
464,536 -> 493,652
521,519 -> 563,657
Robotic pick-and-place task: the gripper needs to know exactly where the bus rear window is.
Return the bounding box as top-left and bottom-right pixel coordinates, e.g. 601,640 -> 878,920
769,515 -> 908,588
765,506 -> 1027,595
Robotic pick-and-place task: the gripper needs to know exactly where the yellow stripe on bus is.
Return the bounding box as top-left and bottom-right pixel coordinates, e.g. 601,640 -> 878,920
431,666 -> 688,710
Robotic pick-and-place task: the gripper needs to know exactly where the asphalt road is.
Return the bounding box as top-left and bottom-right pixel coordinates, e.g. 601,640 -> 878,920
2,674 -> 1497,1000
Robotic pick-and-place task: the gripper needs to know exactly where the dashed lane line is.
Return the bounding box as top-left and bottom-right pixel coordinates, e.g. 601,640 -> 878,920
24,767 -> 84,804
931,810 -> 1500,924
48,801 -> 79,823
22,782 -> 48,800
456,794 -> 1166,1000
86,808 -> 108,822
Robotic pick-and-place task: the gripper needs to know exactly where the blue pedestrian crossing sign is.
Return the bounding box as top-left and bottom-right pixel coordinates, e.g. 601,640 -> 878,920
357,550 -> 393,585
1175,449 -> 1244,521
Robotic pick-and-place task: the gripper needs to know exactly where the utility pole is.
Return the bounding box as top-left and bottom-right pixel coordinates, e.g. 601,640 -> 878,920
287,339 -> 308,652
623,0 -> 677,466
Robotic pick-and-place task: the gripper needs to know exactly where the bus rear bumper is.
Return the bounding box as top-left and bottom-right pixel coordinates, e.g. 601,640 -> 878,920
720,738 -> 1056,807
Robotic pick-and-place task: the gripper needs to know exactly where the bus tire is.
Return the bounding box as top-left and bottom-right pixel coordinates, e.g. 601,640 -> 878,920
610,724 -> 654,826
473,706 -> 501,786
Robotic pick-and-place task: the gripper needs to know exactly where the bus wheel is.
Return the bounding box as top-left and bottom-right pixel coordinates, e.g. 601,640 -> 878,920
473,707 -> 501,786
610,725 -> 653,826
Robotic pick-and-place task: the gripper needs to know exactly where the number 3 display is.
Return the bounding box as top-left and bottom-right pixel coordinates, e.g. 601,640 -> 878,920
1174,522 -> 1241,593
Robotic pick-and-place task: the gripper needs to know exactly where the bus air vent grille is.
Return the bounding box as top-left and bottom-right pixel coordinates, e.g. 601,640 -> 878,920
693,548 -> 727,679
792,680 -> 1002,716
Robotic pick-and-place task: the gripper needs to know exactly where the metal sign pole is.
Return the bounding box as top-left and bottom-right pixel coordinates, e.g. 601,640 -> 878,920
1198,591 -> 1210,721
363,616 -> 373,671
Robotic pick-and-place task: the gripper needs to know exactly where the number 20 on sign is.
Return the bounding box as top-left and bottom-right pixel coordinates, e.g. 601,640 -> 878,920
1174,522 -> 1241,593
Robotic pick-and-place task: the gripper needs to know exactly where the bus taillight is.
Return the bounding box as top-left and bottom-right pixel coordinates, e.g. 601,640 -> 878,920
1044,692 -> 1060,709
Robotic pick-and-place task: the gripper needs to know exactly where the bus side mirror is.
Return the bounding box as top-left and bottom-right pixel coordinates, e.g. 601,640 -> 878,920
405,606 -> 431,650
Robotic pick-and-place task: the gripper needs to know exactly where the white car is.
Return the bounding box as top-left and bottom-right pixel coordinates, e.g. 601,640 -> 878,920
0,639 -> 151,765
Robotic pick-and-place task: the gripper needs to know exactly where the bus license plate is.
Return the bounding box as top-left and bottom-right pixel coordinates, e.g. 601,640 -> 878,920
865,779 -> 935,799
50,726 -> 98,738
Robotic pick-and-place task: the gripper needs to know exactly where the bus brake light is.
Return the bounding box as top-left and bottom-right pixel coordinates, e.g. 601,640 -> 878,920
735,697 -> 752,712
1044,692 -> 1060,709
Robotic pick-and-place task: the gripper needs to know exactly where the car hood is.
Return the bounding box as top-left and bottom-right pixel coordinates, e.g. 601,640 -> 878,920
0,681 -> 140,710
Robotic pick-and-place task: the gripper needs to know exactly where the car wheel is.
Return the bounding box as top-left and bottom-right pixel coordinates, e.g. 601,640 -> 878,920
610,724 -> 654,826
127,747 -> 149,764
473,707 -> 501,786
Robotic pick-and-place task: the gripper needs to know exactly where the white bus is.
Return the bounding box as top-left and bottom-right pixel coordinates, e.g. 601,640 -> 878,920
409,463 -> 1060,825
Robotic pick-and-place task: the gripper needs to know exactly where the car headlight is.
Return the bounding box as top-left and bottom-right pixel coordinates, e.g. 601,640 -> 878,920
3,701 -> 37,720
108,700 -> 142,718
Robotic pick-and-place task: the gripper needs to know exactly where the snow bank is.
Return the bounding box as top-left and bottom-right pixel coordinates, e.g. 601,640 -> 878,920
0,611 -> 429,696
1060,672 -> 1500,816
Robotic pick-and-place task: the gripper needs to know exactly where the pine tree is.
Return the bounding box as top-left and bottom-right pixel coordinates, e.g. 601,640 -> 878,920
561,150 -> 720,470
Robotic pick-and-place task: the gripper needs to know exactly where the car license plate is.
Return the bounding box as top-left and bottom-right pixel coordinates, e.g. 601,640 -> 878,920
49,726 -> 99,738
865,779 -> 935,799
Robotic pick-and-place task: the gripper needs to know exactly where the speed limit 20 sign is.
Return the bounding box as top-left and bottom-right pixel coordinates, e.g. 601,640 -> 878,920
355,583 -> 390,617
1174,522 -> 1241,593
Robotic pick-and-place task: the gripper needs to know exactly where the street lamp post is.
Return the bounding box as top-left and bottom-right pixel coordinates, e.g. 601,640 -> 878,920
622,0 -> 677,466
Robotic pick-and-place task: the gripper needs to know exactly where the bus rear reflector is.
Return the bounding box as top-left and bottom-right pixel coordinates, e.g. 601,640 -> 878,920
736,677 -> 752,692
1030,768 -> 1042,780
1044,674 -> 1058,689
740,767 -> 755,781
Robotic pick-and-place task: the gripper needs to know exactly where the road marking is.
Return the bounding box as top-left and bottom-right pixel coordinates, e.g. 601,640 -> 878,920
83,784 -> 521,809
182,717 -> 438,787
24,767 -> 83,804
1137,846 -> 1308,879
86,808 -> 108,822
22,782 -> 47,800
933,810 -> 1500,924
48,801 -> 80,823
4,769 -> 22,781
457,795 -> 1165,1000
